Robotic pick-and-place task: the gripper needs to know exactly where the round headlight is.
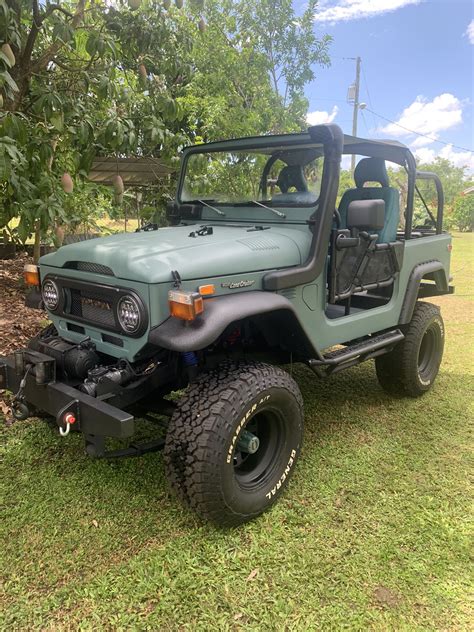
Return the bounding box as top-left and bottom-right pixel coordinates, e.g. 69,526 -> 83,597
42,279 -> 60,311
117,295 -> 142,334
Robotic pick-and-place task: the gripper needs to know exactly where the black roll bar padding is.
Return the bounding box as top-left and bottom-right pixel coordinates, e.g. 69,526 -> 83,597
260,152 -> 282,198
415,170 -> 444,234
263,124 -> 344,291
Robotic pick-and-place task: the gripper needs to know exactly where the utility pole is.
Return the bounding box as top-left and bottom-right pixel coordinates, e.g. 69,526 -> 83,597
351,56 -> 361,174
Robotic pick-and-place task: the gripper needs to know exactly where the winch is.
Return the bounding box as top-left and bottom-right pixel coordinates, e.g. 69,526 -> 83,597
80,362 -> 135,397
29,330 -> 99,380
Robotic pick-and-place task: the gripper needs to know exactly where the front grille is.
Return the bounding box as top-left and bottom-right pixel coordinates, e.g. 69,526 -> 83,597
45,275 -> 147,338
63,261 -> 114,276
69,289 -> 116,328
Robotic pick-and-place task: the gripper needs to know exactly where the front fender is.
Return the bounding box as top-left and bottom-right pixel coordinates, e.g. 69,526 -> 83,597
148,291 -> 299,352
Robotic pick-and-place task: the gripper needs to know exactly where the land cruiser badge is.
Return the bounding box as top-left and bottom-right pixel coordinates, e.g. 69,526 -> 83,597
221,280 -> 255,289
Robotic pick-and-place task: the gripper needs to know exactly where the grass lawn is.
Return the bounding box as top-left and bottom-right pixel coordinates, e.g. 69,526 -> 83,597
1,233 -> 473,630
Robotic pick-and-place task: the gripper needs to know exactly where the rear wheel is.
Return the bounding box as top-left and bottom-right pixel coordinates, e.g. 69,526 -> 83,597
164,362 -> 304,527
376,301 -> 445,397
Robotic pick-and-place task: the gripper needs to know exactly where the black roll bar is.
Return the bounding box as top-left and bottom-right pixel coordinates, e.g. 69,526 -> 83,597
404,151 -> 417,239
415,170 -> 444,234
263,124 -> 344,290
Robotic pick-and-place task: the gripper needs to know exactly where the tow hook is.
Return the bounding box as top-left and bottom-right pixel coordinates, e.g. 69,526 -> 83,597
56,401 -> 80,437
59,413 -> 77,437
237,430 -> 260,454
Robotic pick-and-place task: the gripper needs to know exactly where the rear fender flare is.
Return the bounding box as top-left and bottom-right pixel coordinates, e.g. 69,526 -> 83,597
399,260 -> 448,324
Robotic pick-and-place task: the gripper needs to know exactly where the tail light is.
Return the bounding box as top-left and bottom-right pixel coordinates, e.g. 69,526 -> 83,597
168,289 -> 204,321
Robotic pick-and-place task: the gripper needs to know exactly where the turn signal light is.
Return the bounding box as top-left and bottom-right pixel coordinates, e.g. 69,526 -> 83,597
168,289 -> 204,321
24,264 -> 40,287
198,284 -> 215,296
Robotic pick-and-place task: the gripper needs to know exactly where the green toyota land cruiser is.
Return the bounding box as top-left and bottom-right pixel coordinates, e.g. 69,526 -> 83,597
0,124 -> 453,526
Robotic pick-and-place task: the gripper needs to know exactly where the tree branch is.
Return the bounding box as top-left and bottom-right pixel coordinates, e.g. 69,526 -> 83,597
21,0 -> 41,66
31,0 -> 87,74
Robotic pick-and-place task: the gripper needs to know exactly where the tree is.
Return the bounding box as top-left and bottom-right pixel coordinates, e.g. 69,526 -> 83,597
415,158 -> 470,209
0,0 -> 194,257
179,0 -> 331,141
0,1 -> 332,259
451,194 -> 474,232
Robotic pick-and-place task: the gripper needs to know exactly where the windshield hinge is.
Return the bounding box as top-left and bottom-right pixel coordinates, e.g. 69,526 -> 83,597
171,270 -> 182,288
189,226 -> 214,238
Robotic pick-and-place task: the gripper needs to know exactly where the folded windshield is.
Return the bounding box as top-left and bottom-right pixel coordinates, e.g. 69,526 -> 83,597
180,147 -> 323,207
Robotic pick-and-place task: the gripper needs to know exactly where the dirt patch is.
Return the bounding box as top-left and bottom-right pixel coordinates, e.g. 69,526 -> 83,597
0,254 -> 47,357
0,255 -> 47,412
372,585 -> 402,609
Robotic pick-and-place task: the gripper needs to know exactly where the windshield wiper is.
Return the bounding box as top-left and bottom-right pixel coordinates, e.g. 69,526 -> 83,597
248,200 -> 286,218
188,199 -> 226,216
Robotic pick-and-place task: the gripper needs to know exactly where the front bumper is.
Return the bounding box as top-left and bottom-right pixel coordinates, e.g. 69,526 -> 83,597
0,351 -> 134,441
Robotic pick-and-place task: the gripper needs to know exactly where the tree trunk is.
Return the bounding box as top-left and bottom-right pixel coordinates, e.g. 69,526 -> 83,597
33,220 -> 41,263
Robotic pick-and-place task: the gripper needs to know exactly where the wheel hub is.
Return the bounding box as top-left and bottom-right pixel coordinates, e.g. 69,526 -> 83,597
237,429 -> 260,454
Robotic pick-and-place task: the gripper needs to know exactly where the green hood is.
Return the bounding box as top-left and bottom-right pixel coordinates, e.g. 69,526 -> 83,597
40,224 -> 311,283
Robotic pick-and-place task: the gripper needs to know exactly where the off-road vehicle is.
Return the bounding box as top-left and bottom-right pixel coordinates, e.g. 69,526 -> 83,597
0,124 -> 453,526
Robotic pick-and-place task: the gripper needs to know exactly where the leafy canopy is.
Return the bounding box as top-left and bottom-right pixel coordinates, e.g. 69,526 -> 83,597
0,0 -> 331,250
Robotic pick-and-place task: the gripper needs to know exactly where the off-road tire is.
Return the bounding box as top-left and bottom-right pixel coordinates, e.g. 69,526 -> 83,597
375,301 -> 444,397
164,361 -> 304,527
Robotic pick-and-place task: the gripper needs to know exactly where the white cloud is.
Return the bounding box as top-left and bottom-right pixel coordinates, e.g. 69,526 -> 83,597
379,93 -> 472,172
466,19 -> 474,44
410,135 -> 436,149
307,105 -> 338,126
314,0 -> 422,23
380,93 -> 464,139
414,145 -> 474,172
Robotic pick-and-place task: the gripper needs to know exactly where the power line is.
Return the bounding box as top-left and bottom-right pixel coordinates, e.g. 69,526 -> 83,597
360,108 -> 370,137
360,65 -> 378,136
364,106 -> 474,154
335,55 -> 473,153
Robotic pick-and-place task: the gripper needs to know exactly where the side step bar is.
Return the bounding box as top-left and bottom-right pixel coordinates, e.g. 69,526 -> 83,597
308,329 -> 404,377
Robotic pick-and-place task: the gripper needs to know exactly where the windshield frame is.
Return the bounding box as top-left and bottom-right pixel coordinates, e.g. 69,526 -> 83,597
177,141 -> 325,209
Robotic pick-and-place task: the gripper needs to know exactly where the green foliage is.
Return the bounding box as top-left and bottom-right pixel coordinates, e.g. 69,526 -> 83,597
416,158 -> 469,208
181,0 -> 331,141
0,0 -> 193,244
0,0 -> 331,249
450,194 -> 474,232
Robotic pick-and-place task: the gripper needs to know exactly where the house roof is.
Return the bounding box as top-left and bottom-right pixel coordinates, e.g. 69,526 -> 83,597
88,156 -> 175,186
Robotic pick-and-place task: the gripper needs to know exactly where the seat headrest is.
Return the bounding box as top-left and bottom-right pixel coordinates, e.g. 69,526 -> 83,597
277,165 -> 308,193
354,157 -> 390,188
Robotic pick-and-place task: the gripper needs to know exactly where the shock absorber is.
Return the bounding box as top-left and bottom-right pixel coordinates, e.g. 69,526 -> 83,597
182,351 -> 198,380
182,351 -> 198,367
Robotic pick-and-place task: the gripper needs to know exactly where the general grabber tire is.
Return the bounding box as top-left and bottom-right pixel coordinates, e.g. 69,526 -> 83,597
375,301 -> 445,397
164,362 -> 304,527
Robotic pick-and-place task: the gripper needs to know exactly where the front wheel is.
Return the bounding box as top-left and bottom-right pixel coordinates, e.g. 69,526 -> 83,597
164,362 -> 304,527
376,301 -> 445,397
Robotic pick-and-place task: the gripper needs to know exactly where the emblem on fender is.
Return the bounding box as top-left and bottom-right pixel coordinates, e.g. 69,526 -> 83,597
221,280 -> 255,289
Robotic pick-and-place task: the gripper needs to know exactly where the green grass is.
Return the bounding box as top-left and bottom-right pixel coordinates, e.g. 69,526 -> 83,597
1,233 -> 473,630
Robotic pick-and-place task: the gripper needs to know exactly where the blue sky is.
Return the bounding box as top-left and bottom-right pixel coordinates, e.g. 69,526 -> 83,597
301,0 -> 474,172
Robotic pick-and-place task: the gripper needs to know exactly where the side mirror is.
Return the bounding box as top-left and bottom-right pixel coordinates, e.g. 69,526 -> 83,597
347,199 -> 385,231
